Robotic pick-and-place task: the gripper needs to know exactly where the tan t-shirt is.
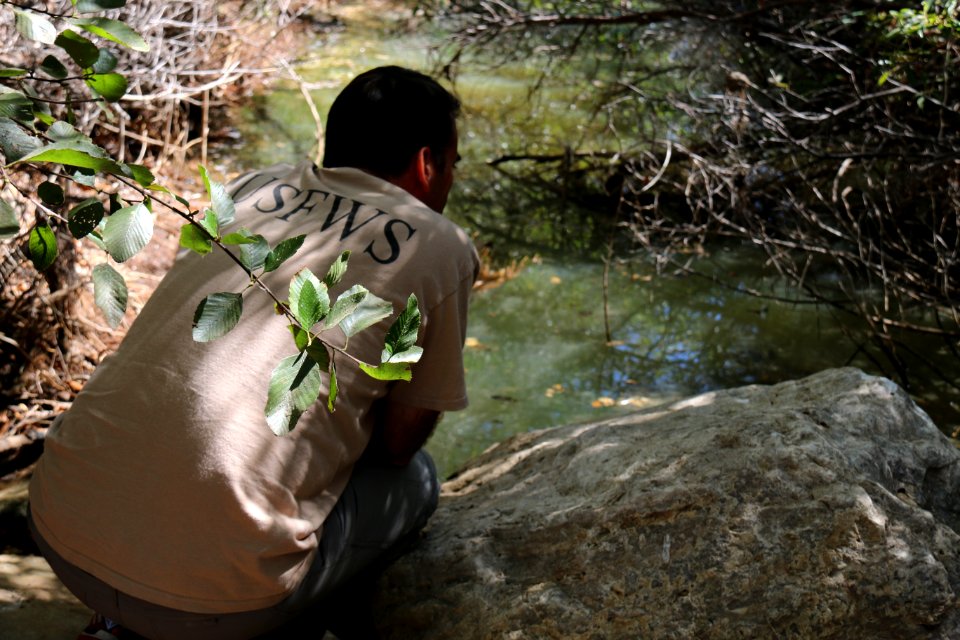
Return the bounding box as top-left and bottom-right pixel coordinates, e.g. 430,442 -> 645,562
29,163 -> 479,614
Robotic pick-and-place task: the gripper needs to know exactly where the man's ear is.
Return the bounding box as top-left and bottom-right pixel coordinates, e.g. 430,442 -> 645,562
414,146 -> 435,191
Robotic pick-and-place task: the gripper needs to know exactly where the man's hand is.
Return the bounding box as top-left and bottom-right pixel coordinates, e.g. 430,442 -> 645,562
367,399 -> 441,466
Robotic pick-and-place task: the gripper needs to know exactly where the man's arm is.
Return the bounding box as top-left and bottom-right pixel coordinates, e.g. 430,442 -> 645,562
366,399 -> 441,467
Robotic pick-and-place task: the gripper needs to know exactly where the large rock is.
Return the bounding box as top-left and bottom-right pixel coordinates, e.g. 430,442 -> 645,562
0,476 -> 92,639
373,368 -> 960,639
0,553 -> 91,640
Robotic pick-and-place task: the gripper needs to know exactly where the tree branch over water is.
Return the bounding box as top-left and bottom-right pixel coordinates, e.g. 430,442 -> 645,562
432,0 -> 960,390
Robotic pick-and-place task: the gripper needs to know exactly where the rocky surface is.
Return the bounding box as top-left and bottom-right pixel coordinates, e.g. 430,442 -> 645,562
0,550 -> 91,639
373,368 -> 960,639
4,368 -> 958,639
0,478 -> 90,640
0,474 -> 92,639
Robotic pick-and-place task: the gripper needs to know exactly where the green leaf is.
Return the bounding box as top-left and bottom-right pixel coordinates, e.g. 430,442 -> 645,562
72,168 -> 96,187
384,345 -> 423,364
381,294 -> 421,363
287,325 -> 331,369
358,361 -> 413,382
327,359 -> 338,412
196,210 -> 219,238
0,69 -> 28,78
0,200 -> 20,238
77,0 -> 127,12
0,118 -> 40,162
40,55 -> 69,80
49,121 -> 88,143
324,250 -> 350,287
55,30 -> 100,68
305,340 -> 330,369
103,202 -> 152,262
26,83 -> 54,126
85,73 -> 127,102
34,111 -> 55,127
239,234 -> 270,270
92,263 -> 127,328
198,165 -> 235,225
222,229 -> 259,245
146,184 -> 172,198
38,182 -> 64,206
28,223 -> 57,271
14,9 -> 57,45
338,292 -> 393,338
192,292 -> 243,342
86,228 -> 105,250
324,284 -> 368,330
68,18 -> 149,52
123,163 -> 154,187
179,222 -> 212,255
91,48 -> 118,74
67,198 -> 104,238
0,92 -> 36,125
16,122 -> 123,174
289,324 -> 310,351
265,352 -> 323,436
20,146 -> 122,173
264,234 -> 305,272
288,268 -> 329,330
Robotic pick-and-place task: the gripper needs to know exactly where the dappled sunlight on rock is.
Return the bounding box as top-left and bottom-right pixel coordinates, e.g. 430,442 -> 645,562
375,368 -> 960,639
668,390 -> 721,410
443,439 -> 565,498
0,554 -> 67,601
0,554 -> 91,640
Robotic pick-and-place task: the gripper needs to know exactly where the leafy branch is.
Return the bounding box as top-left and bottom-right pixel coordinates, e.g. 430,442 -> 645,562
0,0 -> 424,435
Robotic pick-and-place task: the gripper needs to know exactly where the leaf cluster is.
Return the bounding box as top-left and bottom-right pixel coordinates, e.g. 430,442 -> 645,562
189,239 -> 423,435
0,0 -> 426,435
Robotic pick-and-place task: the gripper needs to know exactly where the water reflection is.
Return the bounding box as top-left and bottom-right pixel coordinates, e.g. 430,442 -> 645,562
429,257 -> 958,479
427,261 -> 720,478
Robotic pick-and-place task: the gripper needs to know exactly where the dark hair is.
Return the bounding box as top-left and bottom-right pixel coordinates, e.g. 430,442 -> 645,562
322,66 -> 461,178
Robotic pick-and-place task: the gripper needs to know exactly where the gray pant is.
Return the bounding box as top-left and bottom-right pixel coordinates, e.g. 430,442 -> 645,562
30,450 -> 439,640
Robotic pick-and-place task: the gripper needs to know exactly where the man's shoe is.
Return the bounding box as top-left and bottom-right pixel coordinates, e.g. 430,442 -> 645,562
77,613 -> 135,640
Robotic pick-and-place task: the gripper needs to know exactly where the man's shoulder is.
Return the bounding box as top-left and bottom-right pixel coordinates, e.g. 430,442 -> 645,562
226,162 -> 311,198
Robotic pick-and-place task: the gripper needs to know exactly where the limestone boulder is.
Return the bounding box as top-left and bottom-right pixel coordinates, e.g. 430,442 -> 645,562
373,368 -> 960,639
0,553 -> 91,640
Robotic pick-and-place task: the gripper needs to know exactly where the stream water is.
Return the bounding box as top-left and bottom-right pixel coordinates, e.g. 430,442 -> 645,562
216,4 -> 959,479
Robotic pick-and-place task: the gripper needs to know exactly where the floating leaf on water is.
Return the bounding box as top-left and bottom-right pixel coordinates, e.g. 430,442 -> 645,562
544,383 -> 565,398
465,336 -> 492,350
